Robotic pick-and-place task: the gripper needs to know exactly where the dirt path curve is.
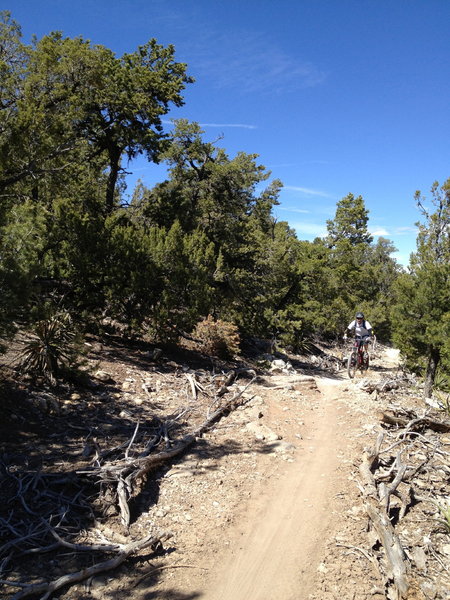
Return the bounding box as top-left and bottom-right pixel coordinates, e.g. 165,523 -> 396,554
143,348 -> 400,600
195,370 -> 364,600
204,377 -> 350,600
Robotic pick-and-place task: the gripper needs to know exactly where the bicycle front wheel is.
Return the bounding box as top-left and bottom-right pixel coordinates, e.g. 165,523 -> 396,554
347,350 -> 358,378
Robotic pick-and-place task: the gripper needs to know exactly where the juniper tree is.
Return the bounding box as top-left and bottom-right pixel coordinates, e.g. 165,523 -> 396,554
392,179 -> 450,397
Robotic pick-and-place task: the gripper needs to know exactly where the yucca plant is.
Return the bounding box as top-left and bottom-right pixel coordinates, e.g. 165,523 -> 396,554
434,370 -> 450,393
433,370 -> 450,417
19,312 -> 79,384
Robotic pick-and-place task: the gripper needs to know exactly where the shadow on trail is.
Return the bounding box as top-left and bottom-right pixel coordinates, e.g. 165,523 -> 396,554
139,591 -> 202,600
310,368 -> 347,381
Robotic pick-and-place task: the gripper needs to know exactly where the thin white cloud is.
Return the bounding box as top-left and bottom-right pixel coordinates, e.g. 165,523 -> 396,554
278,207 -> 310,214
199,122 -> 257,130
292,222 -> 327,237
284,185 -> 333,199
370,228 -> 390,236
267,163 -> 297,168
393,226 -> 418,235
161,119 -> 256,130
268,160 -> 331,169
189,31 -> 327,94
300,159 -> 332,165
393,251 -> 412,268
368,225 -> 419,238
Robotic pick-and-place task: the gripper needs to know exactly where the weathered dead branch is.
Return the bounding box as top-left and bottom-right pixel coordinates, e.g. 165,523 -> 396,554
6,531 -> 171,600
361,379 -> 401,394
1,366 -> 257,600
378,410 -> 450,433
78,373 -> 257,527
357,404 -> 450,599
184,373 -> 198,399
216,369 -> 237,396
359,437 -> 411,599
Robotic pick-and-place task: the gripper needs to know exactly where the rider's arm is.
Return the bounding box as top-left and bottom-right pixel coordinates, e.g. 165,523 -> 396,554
343,324 -> 352,339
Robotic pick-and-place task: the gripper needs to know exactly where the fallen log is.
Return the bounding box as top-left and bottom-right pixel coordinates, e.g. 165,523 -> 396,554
364,503 -> 410,599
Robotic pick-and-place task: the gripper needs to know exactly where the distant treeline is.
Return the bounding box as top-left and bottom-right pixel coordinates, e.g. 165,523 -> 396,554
0,12 -> 449,395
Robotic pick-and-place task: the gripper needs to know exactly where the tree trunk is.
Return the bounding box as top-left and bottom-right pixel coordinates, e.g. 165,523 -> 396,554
423,346 -> 440,399
105,145 -> 122,214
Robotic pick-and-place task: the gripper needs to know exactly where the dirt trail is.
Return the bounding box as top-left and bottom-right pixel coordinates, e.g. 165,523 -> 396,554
121,348 -> 403,600
205,377 -> 350,600
141,354 -> 400,600
5,342 -> 449,600
75,345 -> 403,600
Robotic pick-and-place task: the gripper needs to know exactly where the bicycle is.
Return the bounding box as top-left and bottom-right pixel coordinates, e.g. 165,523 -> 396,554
347,336 -> 370,378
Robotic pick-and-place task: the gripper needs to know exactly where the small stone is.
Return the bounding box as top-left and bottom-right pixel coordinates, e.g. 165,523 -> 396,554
409,546 -> 427,569
245,422 -> 280,441
90,575 -> 110,589
270,359 -> 287,373
267,441 -> 296,454
94,370 -> 114,383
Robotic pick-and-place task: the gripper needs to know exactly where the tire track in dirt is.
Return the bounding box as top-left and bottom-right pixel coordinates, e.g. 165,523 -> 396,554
203,377 -> 353,600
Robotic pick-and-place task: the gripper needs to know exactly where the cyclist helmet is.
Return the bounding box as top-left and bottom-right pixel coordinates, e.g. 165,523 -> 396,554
355,312 -> 364,319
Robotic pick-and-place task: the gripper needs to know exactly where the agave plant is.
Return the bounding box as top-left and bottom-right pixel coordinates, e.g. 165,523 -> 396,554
19,312 -> 77,384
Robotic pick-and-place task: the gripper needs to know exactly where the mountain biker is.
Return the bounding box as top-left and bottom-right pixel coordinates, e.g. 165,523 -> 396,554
343,312 -> 373,350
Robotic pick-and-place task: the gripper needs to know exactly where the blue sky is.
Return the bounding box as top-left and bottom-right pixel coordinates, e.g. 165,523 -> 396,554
5,1 -> 450,265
